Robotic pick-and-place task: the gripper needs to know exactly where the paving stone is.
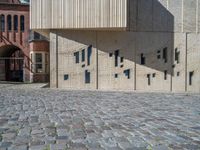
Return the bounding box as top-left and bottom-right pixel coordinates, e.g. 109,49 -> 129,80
8,145 -> 28,150
0,83 -> 200,149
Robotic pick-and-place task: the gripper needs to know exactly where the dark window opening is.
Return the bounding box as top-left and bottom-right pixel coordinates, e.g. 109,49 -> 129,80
115,74 -> 118,78
14,15 -> 18,31
120,57 -> 124,63
177,72 -> 180,76
114,50 -> 119,67
175,48 -> 180,64
157,55 -> 161,59
120,65 -> 124,68
163,47 -> 168,63
74,52 -> 79,63
141,53 -> 145,65
124,69 -> 130,79
35,53 -> 42,63
87,45 -> 92,66
7,15 -> 12,31
85,70 -> 90,84
147,74 -> 151,85
82,64 -> 85,68
82,49 -> 85,62
0,15 -> 5,32
189,71 -> 194,86
20,15 -> 25,32
152,73 -> 156,78
164,70 -> 167,80
64,74 -> 69,80
109,53 -> 113,57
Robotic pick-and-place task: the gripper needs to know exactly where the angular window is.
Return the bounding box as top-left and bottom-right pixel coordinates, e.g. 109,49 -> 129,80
189,71 -> 194,86
115,73 -> 118,78
109,53 -> 113,57
114,50 -> 119,67
64,74 -> 69,80
164,70 -> 167,80
74,52 -> 79,64
120,57 -> 124,63
7,15 -> 12,31
85,70 -> 90,84
175,48 -> 180,64
147,74 -> 151,85
20,15 -> 25,32
157,50 -> 161,59
163,47 -> 168,63
152,73 -> 156,78
124,69 -> 130,79
87,45 -> 92,66
141,53 -> 145,65
14,15 -> 18,31
0,15 -> 5,32
82,49 -> 85,62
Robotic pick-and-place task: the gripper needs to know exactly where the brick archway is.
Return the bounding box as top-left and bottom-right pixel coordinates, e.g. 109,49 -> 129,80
0,45 -> 24,82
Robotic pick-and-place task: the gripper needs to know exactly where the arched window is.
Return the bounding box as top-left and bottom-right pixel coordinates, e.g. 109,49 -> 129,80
7,15 -> 12,31
0,14 -> 5,32
20,15 -> 24,32
14,15 -> 18,31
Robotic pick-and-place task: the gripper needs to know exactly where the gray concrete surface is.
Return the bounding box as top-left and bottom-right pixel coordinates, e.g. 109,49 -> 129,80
0,83 -> 200,150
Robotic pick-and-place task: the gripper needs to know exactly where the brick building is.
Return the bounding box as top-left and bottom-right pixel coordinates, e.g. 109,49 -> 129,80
0,0 -> 49,83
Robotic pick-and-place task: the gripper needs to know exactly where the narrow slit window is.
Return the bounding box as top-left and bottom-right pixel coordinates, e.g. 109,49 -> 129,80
85,70 -> 90,84
81,49 -> 85,62
164,70 -> 167,80
147,74 -> 151,85
175,48 -> 180,64
87,45 -> 92,66
189,71 -> 194,86
74,52 -> 79,64
163,47 -> 168,63
152,73 -> 156,78
141,53 -> 145,65
120,57 -> 124,63
114,50 -> 119,67
157,50 -> 161,59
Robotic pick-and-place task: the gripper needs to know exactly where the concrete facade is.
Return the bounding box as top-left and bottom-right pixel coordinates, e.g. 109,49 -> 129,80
31,0 -> 200,92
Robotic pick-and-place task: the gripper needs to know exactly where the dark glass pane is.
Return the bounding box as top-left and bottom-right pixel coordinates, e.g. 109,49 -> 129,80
14,15 -> 18,31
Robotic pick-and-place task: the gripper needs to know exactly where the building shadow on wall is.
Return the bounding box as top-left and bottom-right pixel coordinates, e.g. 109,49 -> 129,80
52,0 -> 174,79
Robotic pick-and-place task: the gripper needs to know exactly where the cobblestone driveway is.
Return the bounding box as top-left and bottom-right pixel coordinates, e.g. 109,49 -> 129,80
0,83 -> 200,150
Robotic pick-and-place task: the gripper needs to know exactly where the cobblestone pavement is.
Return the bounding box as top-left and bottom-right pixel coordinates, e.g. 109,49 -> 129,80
0,83 -> 200,150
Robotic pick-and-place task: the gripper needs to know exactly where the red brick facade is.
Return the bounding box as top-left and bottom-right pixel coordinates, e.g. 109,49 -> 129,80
0,1 -> 49,82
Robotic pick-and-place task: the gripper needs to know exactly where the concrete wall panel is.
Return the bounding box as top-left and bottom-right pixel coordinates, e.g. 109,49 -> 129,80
183,0 -> 197,32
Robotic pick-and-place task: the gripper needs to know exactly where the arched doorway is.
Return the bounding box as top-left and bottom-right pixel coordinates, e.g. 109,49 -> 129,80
0,45 -> 24,82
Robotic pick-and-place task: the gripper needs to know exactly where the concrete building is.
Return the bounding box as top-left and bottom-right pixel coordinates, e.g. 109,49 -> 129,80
0,0 -> 49,83
31,0 -> 200,92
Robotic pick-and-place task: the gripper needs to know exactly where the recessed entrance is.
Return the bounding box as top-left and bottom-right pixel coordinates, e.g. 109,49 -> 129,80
0,45 -> 24,82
